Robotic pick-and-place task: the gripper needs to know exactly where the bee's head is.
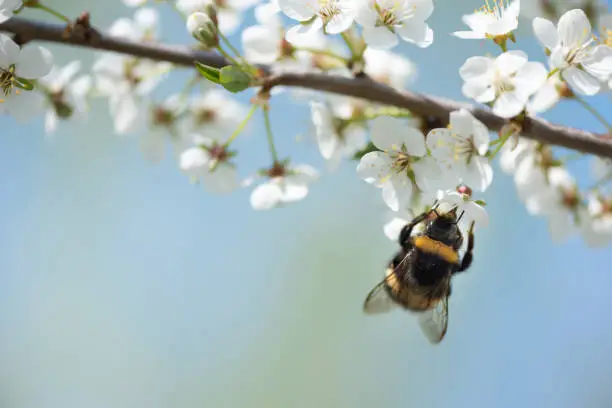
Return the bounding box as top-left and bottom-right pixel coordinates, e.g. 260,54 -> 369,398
425,207 -> 461,245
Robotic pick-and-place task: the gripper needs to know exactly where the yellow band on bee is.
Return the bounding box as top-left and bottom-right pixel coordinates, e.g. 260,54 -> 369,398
413,236 -> 459,264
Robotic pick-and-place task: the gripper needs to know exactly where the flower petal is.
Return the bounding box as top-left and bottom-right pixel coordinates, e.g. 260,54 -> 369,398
532,17 -> 559,49
494,50 -> 527,76
425,128 -> 453,160
399,126 -> 427,157
250,182 -> 283,210
202,163 -> 238,194
279,180 -> 309,202
581,44 -> 612,81
462,81 -> 495,103
396,20 -> 433,48
464,201 -> 489,227
513,61 -> 548,96
325,12 -> 354,35
362,26 -> 398,49
463,156 -> 493,192
278,0 -> 315,21
370,116 -> 405,151
493,91 -> 526,118
285,18 -> 323,44
452,30 -> 487,39
459,56 -> 493,81
562,66 -> 601,95
557,8 -> 592,49
412,156 -> 441,192
15,45 -> 53,79
310,101 -> 338,160
357,152 -> 391,186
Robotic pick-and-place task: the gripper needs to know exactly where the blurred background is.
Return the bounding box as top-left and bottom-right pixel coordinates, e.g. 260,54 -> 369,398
1,0 -> 612,407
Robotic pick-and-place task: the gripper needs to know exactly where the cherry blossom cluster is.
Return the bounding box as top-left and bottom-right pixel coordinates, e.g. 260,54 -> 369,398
0,0 -> 611,247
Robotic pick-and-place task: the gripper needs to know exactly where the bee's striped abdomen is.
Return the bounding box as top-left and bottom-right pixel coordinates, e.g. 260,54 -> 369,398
412,236 -> 459,265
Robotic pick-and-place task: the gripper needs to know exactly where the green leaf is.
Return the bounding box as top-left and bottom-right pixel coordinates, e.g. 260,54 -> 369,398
219,65 -> 251,93
195,62 -> 221,84
474,199 -> 487,206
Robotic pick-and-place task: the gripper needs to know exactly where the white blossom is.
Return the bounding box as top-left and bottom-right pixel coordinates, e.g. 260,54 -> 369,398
246,163 -> 319,210
141,95 -> 188,164
533,9 -> 612,95
0,33 -> 52,122
520,0 -> 607,22
453,0 -> 520,40
460,50 -> 547,118
426,109 -> 493,192
241,4 -> 329,66
498,136 -> 537,175
38,61 -> 92,135
310,100 -> 367,170
437,190 -> 489,228
591,156 -> 612,188
363,48 -> 417,90
92,53 -> 171,135
356,116 -> 439,211
0,0 -> 20,23
354,0 -> 434,49
179,134 -> 239,194
581,195 -> 612,247
185,89 -> 248,137
109,7 -> 159,41
526,71 -> 564,114
279,0 -> 356,44
178,0 -> 260,35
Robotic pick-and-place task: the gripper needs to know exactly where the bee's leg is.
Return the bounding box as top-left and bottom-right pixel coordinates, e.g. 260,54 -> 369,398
398,211 -> 432,246
455,222 -> 475,274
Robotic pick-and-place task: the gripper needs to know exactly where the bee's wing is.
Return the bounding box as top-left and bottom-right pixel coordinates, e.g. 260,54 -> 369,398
363,280 -> 397,314
417,296 -> 448,344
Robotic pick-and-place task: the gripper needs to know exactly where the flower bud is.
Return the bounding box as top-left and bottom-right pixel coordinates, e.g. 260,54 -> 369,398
204,3 -> 218,26
187,12 -> 218,48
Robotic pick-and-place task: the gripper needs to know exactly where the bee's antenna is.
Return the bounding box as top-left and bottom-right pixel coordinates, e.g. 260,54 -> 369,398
431,200 -> 440,216
455,211 -> 465,224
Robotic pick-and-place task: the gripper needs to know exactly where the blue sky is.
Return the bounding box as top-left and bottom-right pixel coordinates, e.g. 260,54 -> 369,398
0,0 -> 611,407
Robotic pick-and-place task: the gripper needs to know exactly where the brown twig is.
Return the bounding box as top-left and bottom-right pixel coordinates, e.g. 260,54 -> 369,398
1,16 -> 611,159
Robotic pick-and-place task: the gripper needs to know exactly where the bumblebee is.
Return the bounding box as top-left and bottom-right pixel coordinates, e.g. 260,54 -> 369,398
363,203 -> 475,344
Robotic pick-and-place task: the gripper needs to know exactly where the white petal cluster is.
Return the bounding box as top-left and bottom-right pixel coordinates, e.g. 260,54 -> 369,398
460,50 -> 548,118
533,9 -> 612,95
92,9 -> 171,135
0,33 -> 53,122
426,109 -> 493,192
453,0 -> 520,40
4,0 -> 611,251
246,164 -> 320,210
355,0 -> 434,49
38,61 -> 92,135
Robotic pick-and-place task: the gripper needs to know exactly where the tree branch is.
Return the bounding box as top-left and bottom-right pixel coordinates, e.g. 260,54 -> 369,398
1,16 -> 611,159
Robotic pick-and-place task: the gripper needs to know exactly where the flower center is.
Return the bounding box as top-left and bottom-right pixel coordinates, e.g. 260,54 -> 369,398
475,0 -> 509,20
267,161 -> 286,178
50,90 -> 73,119
152,106 -> 174,127
493,70 -> 515,96
374,3 -> 399,28
560,187 -> 579,210
123,60 -> 142,86
448,131 -> 478,162
278,37 -> 295,59
195,108 -> 216,125
0,65 -> 16,97
207,143 -> 229,162
317,0 -> 341,24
